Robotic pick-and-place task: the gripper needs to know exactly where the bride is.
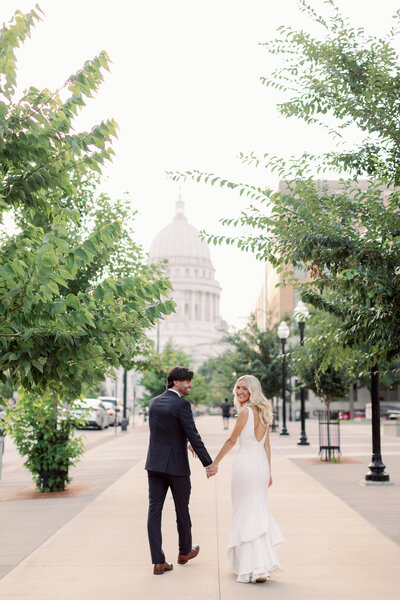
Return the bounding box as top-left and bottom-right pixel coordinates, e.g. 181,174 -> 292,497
211,375 -> 284,583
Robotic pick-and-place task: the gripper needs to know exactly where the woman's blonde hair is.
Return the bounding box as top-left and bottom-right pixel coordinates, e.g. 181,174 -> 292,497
233,375 -> 273,426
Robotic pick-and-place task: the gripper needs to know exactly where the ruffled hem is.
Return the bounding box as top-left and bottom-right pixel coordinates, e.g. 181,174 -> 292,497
235,564 -> 282,583
228,507 -> 285,549
228,531 -> 283,584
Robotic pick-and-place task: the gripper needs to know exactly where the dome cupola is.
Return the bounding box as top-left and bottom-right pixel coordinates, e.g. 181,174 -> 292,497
149,196 -> 212,265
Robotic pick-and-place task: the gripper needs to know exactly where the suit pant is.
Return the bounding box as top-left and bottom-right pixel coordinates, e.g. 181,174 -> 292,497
147,470 -> 192,564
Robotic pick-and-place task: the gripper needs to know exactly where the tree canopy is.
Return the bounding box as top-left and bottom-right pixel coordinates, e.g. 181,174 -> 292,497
140,341 -> 209,406
293,335 -> 353,410
0,7 -> 175,404
199,317 -> 282,405
170,0 -> 400,373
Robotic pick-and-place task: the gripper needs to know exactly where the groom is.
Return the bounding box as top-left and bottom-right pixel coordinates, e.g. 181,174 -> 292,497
145,366 -> 216,575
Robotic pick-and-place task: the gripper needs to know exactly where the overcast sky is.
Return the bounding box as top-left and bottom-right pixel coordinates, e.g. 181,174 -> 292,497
2,0 -> 400,327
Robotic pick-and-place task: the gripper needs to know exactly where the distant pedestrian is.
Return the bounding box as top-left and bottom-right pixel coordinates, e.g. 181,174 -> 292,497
220,398 -> 232,430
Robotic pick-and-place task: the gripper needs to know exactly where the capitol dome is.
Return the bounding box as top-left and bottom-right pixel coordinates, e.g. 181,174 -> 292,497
149,198 -> 212,264
147,194 -> 226,369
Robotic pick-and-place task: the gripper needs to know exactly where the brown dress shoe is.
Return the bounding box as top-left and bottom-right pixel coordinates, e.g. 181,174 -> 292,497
153,562 -> 173,575
178,545 -> 200,564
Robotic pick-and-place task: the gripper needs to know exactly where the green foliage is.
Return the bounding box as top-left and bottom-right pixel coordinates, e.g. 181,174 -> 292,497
140,342 -> 192,406
0,371 -> 13,404
260,0 -> 400,185
5,392 -> 84,492
0,7 -> 175,402
199,317 -> 282,405
293,336 -> 353,410
189,372 -> 209,406
140,342 -> 210,406
0,8 -> 117,213
0,7 -> 176,490
0,217 -> 174,400
199,353 -> 237,407
169,1 -> 400,370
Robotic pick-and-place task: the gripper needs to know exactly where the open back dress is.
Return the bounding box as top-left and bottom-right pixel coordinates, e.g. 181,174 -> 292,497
228,405 -> 285,583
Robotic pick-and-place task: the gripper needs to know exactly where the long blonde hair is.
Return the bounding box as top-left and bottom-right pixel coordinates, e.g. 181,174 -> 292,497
233,375 -> 273,426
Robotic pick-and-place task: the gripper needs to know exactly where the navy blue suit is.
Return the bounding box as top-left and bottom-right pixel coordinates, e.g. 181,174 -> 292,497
145,389 -> 212,563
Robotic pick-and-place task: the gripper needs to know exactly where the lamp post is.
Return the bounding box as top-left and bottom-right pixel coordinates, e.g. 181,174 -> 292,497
294,300 -> 310,446
121,368 -> 128,432
277,320 -> 290,436
365,364 -> 389,482
270,397 -> 278,432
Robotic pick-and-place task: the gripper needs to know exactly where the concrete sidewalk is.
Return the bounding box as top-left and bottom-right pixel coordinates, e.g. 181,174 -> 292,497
0,417 -> 399,599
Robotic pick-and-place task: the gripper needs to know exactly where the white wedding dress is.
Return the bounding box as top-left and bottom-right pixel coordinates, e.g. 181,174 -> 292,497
228,406 -> 284,583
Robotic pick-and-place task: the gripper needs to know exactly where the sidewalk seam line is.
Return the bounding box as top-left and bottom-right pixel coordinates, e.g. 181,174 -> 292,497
214,475 -> 221,600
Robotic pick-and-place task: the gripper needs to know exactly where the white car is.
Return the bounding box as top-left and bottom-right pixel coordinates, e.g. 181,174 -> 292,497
98,397 -> 124,426
72,398 -> 110,430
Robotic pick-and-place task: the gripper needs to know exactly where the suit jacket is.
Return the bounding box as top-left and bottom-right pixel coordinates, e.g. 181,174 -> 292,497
145,389 -> 212,476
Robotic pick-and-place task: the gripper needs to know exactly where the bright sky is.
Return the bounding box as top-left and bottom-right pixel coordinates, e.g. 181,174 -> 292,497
2,0 -> 399,327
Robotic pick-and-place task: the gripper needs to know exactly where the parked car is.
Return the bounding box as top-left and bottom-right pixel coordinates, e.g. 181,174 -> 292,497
339,409 -> 366,420
380,405 -> 400,420
387,410 -> 400,420
98,397 -> 124,426
104,404 -> 117,426
72,398 -> 110,430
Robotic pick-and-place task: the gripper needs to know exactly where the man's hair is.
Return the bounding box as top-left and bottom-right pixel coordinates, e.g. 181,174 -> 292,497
166,366 -> 194,389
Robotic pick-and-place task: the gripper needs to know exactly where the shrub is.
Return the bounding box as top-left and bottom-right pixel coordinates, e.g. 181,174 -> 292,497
6,393 -> 84,492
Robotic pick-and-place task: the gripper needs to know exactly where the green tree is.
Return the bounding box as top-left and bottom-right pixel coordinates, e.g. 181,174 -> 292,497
228,318 -> 282,399
170,1 -> 400,371
0,8 -> 175,490
6,391 -> 85,492
140,342 -> 192,406
140,342 -> 210,407
199,352 -> 238,407
294,337 -> 353,416
259,0 -> 400,186
199,317 -> 282,406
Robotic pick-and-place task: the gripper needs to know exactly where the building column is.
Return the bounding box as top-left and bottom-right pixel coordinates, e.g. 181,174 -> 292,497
191,290 -> 196,321
205,292 -> 210,321
214,294 -> 219,320
199,291 -> 204,320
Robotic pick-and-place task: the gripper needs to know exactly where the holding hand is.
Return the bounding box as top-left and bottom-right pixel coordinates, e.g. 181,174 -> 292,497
206,462 -> 218,478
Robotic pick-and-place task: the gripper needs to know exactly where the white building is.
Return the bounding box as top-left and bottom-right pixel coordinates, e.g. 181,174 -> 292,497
147,195 -> 227,369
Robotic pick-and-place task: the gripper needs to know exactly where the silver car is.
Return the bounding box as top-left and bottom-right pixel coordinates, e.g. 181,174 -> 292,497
98,397 -> 124,426
73,398 -> 110,430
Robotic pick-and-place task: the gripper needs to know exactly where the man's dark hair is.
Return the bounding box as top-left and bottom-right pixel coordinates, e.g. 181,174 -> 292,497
166,366 -> 194,389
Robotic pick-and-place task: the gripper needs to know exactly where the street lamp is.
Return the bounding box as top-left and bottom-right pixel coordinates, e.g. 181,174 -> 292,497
294,300 -> 310,446
270,397 -> 278,432
365,364 -> 389,482
277,320 -> 290,436
121,368 -> 128,432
